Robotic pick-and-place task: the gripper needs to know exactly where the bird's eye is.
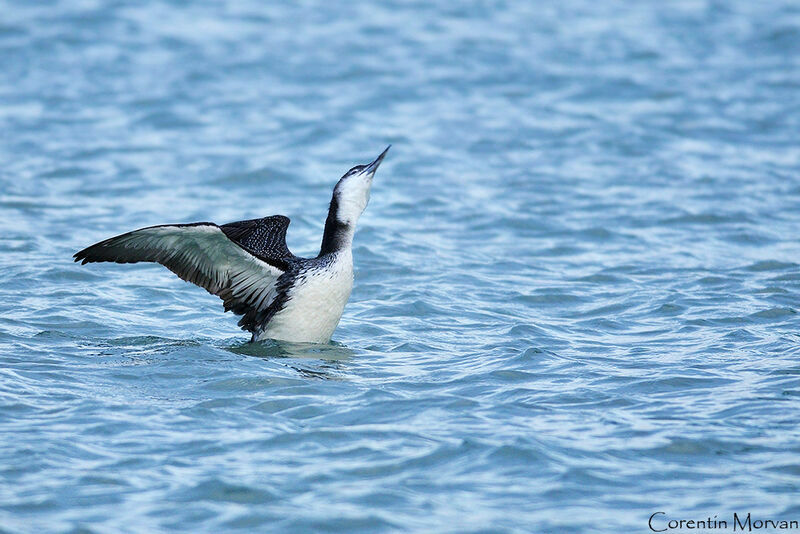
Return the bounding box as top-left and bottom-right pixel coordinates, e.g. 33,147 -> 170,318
347,165 -> 365,176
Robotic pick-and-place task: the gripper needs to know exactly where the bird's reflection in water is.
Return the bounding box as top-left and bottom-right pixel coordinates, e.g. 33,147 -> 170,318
226,338 -> 355,380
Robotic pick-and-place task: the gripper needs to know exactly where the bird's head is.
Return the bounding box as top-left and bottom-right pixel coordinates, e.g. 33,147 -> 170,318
331,146 -> 390,226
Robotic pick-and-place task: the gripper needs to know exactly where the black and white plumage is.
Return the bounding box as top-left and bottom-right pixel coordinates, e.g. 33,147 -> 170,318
74,146 -> 390,343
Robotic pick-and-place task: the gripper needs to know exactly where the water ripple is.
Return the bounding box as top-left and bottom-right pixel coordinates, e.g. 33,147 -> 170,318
1,0 -> 800,532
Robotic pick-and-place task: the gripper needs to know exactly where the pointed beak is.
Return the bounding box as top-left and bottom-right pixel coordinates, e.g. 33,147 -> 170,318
364,145 -> 391,175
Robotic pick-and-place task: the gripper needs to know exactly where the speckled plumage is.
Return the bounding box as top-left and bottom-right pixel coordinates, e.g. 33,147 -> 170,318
220,216 -> 295,270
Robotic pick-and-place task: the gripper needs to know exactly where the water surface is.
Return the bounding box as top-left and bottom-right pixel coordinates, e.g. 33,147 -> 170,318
1,1 -> 800,532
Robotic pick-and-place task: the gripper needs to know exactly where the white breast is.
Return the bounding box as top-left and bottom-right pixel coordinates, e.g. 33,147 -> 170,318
255,252 -> 354,343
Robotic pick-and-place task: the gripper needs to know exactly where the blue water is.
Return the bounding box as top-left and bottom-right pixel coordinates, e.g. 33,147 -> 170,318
2,1 -> 800,532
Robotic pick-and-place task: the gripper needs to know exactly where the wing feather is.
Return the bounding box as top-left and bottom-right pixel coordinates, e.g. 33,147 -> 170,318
73,223 -> 289,333
220,216 -> 296,270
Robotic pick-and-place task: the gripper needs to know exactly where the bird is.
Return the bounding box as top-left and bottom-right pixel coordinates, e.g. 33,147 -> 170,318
74,146 -> 390,344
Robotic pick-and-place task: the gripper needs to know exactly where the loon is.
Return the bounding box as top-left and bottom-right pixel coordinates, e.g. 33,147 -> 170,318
74,146 -> 390,344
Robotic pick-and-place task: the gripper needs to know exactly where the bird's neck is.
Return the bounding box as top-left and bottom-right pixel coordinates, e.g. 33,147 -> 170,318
319,196 -> 354,256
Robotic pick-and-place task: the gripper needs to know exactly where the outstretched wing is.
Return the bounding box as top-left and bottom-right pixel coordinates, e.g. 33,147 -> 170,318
73,221 -> 297,333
